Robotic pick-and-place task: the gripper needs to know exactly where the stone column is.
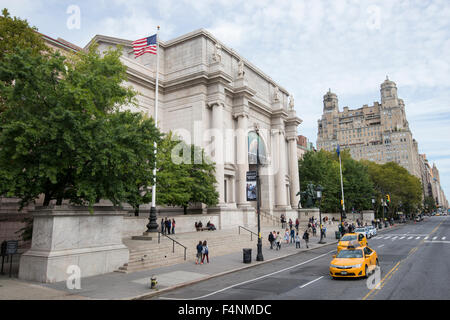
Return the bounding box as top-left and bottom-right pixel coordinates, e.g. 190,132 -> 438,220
275,130 -> 288,208
288,136 -> 300,208
236,113 -> 250,207
211,102 -> 225,205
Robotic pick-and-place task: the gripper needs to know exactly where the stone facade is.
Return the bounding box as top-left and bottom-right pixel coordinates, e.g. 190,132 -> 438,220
317,78 -> 422,179
85,29 -> 303,221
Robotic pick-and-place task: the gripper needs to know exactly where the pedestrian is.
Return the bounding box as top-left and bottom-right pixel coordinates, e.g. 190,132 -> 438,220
322,225 -> 327,238
312,224 -> 317,237
290,228 -> 295,244
196,241 -> 203,264
303,229 -> 310,248
284,229 -> 290,244
295,218 -> 299,232
166,218 -> 172,235
161,218 -> 165,234
268,232 -> 275,249
201,240 -> 209,264
172,218 -> 176,234
276,232 -> 281,250
295,232 -> 301,248
289,218 -> 293,230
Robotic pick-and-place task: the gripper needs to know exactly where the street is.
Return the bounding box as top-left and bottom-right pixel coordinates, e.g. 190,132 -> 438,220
150,216 -> 450,300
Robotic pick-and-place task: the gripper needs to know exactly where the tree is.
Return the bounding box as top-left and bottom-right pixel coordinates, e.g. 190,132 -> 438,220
0,13 -> 161,210
156,133 -> 219,214
423,196 -> 436,213
298,150 -> 341,212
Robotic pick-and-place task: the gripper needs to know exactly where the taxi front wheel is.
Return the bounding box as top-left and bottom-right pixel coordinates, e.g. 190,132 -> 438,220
364,265 -> 369,279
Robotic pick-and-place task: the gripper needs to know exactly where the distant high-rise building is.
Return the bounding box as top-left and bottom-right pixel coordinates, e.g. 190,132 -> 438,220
316,78 -> 421,179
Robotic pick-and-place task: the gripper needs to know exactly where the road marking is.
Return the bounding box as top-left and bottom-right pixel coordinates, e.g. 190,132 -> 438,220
407,237 -> 413,240
433,236 -> 437,240
299,276 -> 323,288
443,237 -> 446,240
424,236 -> 429,240
364,219 -> 446,300
378,244 -> 385,248
399,236 -> 405,239
416,237 -> 420,239
159,250 -> 336,300
383,236 -> 391,239
424,240 -> 450,244
392,236 -> 398,240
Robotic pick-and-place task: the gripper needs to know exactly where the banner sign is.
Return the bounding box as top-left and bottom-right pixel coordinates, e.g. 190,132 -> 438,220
246,171 -> 257,201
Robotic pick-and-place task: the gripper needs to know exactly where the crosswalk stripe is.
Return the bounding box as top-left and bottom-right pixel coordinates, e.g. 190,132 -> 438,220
443,237 -> 446,240
408,237 -> 413,239
433,236 -> 437,240
399,236 -> 405,239
424,236 -> 429,240
416,237 -> 420,239
384,236 -> 391,239
392,236 -> 398,240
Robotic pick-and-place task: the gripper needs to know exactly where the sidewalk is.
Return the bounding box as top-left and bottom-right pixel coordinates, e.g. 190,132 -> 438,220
0,223 -> 401,300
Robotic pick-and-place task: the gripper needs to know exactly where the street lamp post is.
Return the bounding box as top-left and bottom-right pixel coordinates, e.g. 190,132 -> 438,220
316,185 -> 325,244
255,128 -> 264,262
371,197 -> 375,227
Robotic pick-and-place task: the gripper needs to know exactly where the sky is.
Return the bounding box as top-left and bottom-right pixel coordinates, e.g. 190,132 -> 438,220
2,0 -> 450,200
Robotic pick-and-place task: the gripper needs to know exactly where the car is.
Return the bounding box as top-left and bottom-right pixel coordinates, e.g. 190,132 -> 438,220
337,233 -> 368,253
330,243 -> 379,279
355,227 -> 371,239
366,225 -> 377,237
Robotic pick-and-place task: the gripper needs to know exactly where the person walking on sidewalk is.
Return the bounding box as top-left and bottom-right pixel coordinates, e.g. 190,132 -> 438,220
290,228 -> 295,244
171,218 -> 176,234
196,241 -> 203,264
303,229 -> 310,249
201,240 -> 209,264
268,232 -> 275,249
312,224 -> 317,237
295,218 -> 299,232
284,229 -> 290,244
276,232 -> 281,250
289,218 -> 293,230
295,232 -> 301,248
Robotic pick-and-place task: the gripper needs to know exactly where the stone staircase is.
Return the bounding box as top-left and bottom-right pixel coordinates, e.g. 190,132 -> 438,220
117,226 -> 280,273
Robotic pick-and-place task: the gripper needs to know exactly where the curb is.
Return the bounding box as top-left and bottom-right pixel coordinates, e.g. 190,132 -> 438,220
128,240 -> 340,300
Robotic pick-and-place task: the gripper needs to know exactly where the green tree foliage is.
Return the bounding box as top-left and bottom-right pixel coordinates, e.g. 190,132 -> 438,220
156,133 -> 219,214
0,12 -> 161,210
363,161 -> 422,216
298,150 -> 341,212
423,196 -> 436,213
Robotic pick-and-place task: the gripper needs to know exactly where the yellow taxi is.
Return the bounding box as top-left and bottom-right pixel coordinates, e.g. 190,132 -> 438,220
330,243 -> 379,279
337,233 -> 367,253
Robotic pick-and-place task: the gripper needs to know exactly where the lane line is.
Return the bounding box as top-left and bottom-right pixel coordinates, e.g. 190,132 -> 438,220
159,250 -> 336,300
424,240 -> 450,244
299,276 -> 323,288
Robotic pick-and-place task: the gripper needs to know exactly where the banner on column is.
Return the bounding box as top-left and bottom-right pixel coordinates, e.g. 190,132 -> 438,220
246,171 -> 257,201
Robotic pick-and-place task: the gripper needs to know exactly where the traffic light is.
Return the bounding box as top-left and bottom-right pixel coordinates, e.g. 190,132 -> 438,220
386,194 -> 390,204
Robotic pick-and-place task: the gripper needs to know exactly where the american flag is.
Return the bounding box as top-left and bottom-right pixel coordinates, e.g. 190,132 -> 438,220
132,34 -> 157,58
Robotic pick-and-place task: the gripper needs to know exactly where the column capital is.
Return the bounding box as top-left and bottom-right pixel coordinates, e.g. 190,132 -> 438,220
233,111 -> 249,120
207,101 -> 224,109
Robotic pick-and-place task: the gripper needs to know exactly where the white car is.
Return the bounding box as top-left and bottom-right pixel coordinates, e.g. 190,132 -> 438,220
355,227 -> 371,239
366,226 -> 377,237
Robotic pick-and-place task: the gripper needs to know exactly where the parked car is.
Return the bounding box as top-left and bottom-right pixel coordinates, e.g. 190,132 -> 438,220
355,227 -> 371,239
366,225 -> 377,237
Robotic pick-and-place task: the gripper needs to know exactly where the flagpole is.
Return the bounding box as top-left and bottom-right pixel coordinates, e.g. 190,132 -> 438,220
338,147 -> 345,223
146,26 -> 160,234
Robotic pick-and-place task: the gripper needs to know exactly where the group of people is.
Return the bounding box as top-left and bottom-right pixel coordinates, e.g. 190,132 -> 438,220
269,217 -> 314,251
194,220 -> 217,231
307,217 -> 327,238
161,217 -> 175,235
195,240 -> 210,264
